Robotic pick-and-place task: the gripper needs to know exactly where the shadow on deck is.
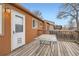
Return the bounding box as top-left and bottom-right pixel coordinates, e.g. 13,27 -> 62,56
8,38 -> 79,56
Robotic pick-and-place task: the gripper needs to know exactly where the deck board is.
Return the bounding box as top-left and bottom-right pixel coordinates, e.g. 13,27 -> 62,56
8,40 -> 79,56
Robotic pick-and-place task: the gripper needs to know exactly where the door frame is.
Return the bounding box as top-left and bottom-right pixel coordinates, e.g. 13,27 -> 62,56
11,10 -> 25,51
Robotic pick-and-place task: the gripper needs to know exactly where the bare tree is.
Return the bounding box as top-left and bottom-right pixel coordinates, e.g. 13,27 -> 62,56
68,19 -> 74,30
57,3 -> 79,30
32,10 -> 43,19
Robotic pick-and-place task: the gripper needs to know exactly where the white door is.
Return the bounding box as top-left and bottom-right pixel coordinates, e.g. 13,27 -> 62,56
11,10 -> 25,51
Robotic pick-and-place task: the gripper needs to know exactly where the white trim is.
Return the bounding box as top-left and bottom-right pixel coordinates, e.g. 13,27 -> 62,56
32,18 -> 38,29
11,10 -> 12,51
11,10 -> 25,51
0,4 -> 3,35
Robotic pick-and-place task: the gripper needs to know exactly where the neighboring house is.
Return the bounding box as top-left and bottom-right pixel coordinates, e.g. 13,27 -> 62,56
43,20 -> 50,34
49,24 -> 55,30
47,21 -> 55,30
54,25 -> 62,30
0,3 -> 55,55
43,20 -> 55,33
37,19 -> 44,35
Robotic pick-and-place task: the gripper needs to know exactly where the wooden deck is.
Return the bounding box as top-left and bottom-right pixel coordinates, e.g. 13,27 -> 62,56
8,39 -> 79,56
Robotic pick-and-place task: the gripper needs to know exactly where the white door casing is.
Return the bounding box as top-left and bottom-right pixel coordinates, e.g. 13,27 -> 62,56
11,10 -> 25,51
0,5 -> 2,35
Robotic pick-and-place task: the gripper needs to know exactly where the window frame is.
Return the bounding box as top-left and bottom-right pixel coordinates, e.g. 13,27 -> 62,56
32,18 -> 38,29
0,4 -> 4,36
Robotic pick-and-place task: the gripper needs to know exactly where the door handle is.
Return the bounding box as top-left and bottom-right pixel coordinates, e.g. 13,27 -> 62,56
13,31 -> 15,34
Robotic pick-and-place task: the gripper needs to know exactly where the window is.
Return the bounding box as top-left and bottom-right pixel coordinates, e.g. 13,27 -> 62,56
32,18 -> 38,29
33,20 -> 35,28
15,24 -> 23,33
0,5 -> 3,35
15,15 -> 23,33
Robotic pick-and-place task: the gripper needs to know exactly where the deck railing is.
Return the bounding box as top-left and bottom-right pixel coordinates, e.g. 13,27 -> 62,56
49,30 -> 78,41
37,29 -> 44,36
37,29 -> 49,36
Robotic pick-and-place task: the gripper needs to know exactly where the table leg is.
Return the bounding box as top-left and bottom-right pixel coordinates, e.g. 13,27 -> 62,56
50,41 -> 52,56
40,40 -> 42,46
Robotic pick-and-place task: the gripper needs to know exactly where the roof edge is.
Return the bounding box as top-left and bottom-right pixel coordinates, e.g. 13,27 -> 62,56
9,3 -> 44,22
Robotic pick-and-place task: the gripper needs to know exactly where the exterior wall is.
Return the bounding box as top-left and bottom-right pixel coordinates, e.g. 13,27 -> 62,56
0,4 -> 11,55
8,4 -> 44,44
55,25 -> 62,30
49,24 -> 54,30
43,21 -> 55,34
37,20 -> 44,35
26,14 -> 44,43
0,3 -> 45,55
0,4 -> 27,55
26,14 -> 38,44
0,3 -> 55,55
43,21 -> 50,34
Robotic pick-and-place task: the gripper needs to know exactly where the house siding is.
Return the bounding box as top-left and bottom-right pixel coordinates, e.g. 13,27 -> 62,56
26,14 -> 38,43
0,3 -> 55,55
0,4 -> 11,55
0,4 -> 27,55
37,20 -> 44,36
49,24 -> 54,30
0,4 -> 45,55
43,21 -> 50,34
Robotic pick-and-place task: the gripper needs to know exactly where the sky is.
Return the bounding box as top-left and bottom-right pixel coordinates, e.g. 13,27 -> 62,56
20,3 -> 70,26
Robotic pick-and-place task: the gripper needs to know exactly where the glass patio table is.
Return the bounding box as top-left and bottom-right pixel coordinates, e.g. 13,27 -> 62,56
36,34 -> 57,46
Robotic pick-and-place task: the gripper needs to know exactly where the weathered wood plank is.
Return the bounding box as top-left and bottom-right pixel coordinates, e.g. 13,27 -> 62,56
8,39 -> 79,56
61,42 -> 69,56
65,42 -> 76,56
57,42 -> 61,56
53,42 -> 58,56
36,45 -> 45,56
44,45 -> 50,56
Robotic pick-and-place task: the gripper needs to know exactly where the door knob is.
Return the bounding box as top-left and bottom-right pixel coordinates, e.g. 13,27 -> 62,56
13,31 -> 15,34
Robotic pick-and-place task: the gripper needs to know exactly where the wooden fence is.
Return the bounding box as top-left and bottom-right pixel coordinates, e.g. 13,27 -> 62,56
49,30 -> 79,41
